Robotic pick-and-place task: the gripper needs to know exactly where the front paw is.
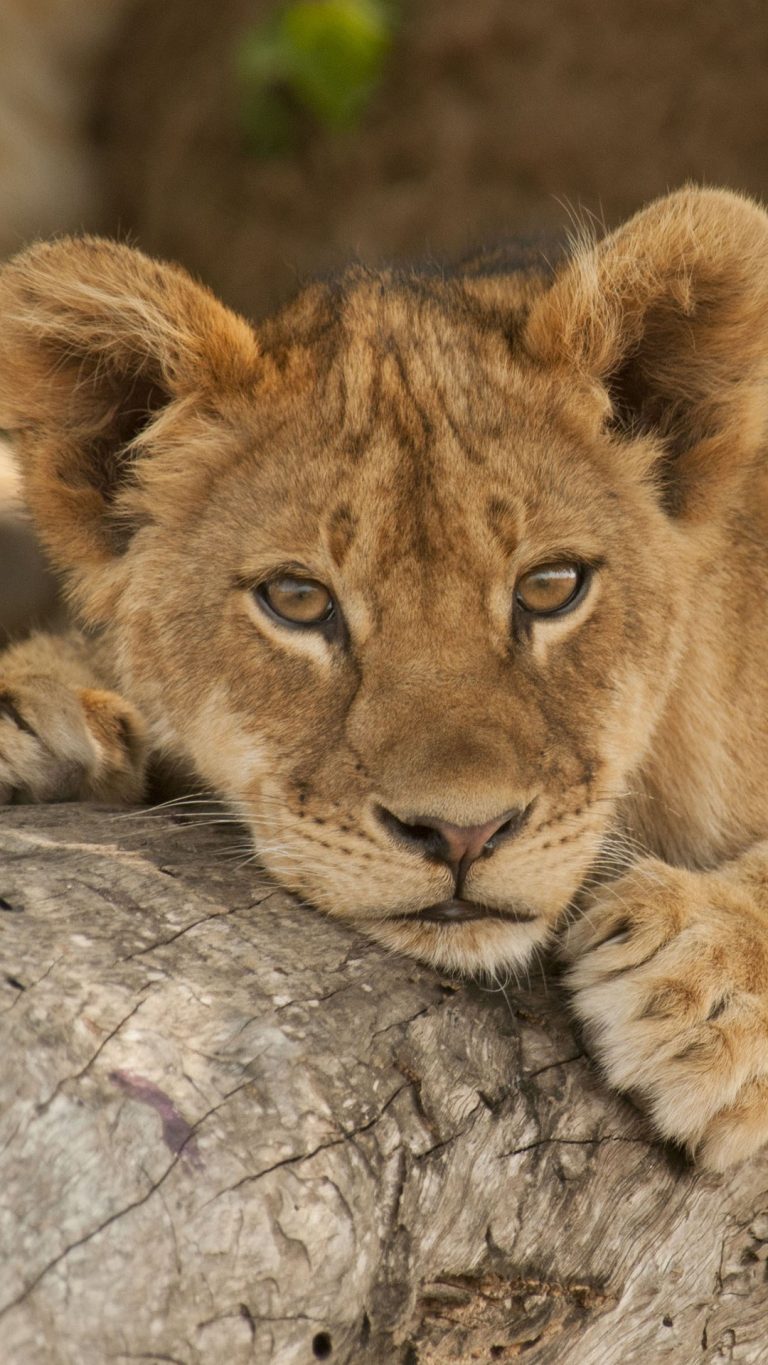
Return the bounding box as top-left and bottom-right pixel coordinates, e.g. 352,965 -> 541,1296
563,860 -> 768,1170
0,677 -> 147,805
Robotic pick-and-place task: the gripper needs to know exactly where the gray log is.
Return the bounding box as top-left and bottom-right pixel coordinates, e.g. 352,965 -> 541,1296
0,805 -> 766,1365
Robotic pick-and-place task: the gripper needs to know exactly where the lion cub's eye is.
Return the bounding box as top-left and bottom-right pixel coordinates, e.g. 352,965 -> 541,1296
515,562 -> 586,616
257,575 -> 335,627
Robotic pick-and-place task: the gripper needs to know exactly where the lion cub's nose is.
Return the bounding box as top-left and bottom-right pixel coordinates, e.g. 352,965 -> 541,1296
376,805 -> 530,883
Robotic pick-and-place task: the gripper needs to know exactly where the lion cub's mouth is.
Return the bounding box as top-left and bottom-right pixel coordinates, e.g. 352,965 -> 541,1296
398,898 -> 538,925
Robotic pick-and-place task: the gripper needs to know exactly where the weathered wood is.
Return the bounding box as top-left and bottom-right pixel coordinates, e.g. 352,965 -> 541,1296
0,804 -> 766,1365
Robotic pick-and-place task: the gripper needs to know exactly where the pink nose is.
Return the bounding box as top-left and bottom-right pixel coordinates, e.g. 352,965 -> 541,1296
425,815 -> 516,868
376,805 -> 531,889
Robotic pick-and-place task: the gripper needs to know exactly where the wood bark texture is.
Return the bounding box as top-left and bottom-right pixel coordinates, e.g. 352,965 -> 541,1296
1,804 -> 767,1365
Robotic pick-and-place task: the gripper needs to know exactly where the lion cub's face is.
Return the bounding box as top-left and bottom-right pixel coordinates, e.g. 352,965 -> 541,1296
10,190 -> 757,975
115,281 -> 684,974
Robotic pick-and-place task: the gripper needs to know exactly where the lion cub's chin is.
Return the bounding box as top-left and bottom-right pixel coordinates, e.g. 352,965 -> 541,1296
360,913 -> 551,977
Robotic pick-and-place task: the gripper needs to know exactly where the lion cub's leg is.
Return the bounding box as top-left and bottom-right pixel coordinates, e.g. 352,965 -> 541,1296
0,631 -> 147,805
563,850 -> 768,1170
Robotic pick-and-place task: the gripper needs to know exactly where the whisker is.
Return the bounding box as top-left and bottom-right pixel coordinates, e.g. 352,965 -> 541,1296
113,793 -> 224,819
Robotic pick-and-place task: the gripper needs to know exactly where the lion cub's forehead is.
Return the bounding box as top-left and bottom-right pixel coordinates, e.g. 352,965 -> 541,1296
263,268 -> 535,422
245,273 -> 610,577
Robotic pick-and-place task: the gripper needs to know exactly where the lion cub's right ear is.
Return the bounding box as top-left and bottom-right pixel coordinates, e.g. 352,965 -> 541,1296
0,237 -> 260,614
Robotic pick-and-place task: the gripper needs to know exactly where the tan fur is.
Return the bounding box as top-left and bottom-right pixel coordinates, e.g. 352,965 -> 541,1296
2,187 -> 768,1167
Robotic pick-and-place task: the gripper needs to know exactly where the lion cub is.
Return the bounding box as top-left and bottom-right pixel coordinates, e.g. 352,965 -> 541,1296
2,188 -> 768,1170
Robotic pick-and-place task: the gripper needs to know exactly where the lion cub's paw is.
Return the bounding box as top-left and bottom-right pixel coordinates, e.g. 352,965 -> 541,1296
0,677 -> 147,805
563,860 -> 768,1170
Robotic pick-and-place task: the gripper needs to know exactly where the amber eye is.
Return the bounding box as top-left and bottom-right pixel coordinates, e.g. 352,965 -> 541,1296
257,575 -> 335,627
515,562 -> 586,616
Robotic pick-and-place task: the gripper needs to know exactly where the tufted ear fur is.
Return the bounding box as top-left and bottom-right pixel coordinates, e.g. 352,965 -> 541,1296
0,236 -> 260,610
524,187 -> 768,516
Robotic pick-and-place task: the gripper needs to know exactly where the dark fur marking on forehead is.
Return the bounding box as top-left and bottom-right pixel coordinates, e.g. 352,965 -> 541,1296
327,504 -> 357,568
486,497 -> 520,556
388,347 -> 434,457
434,389 -> 486,465
332,364 -> 347,432
341,356 -> 382,463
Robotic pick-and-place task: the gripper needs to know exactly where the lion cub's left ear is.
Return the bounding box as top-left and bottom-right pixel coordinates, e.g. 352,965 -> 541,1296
0,237 -> 260,613
524,187 -> 768,517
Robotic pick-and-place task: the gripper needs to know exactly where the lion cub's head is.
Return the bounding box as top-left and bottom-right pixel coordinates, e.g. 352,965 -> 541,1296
2,188 -> 768,973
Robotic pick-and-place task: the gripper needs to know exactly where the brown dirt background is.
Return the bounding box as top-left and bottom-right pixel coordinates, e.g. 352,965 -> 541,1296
100,0 -> 768,320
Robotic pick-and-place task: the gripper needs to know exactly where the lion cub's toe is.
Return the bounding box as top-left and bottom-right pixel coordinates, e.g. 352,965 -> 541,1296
0,677 -> 147,805
564,861 -> 768,1167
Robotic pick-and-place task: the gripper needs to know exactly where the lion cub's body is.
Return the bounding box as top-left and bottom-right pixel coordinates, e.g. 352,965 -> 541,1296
2,188 -> 768,1168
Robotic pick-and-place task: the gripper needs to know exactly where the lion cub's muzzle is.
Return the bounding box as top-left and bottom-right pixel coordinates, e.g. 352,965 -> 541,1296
375,800 -> 536,922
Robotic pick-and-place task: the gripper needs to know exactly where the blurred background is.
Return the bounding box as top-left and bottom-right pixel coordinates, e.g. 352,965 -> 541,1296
1,0 -> 767,637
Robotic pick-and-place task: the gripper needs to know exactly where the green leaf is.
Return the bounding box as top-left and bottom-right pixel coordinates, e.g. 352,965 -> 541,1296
238,0 -> 394,153
281,0 -> 392,129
